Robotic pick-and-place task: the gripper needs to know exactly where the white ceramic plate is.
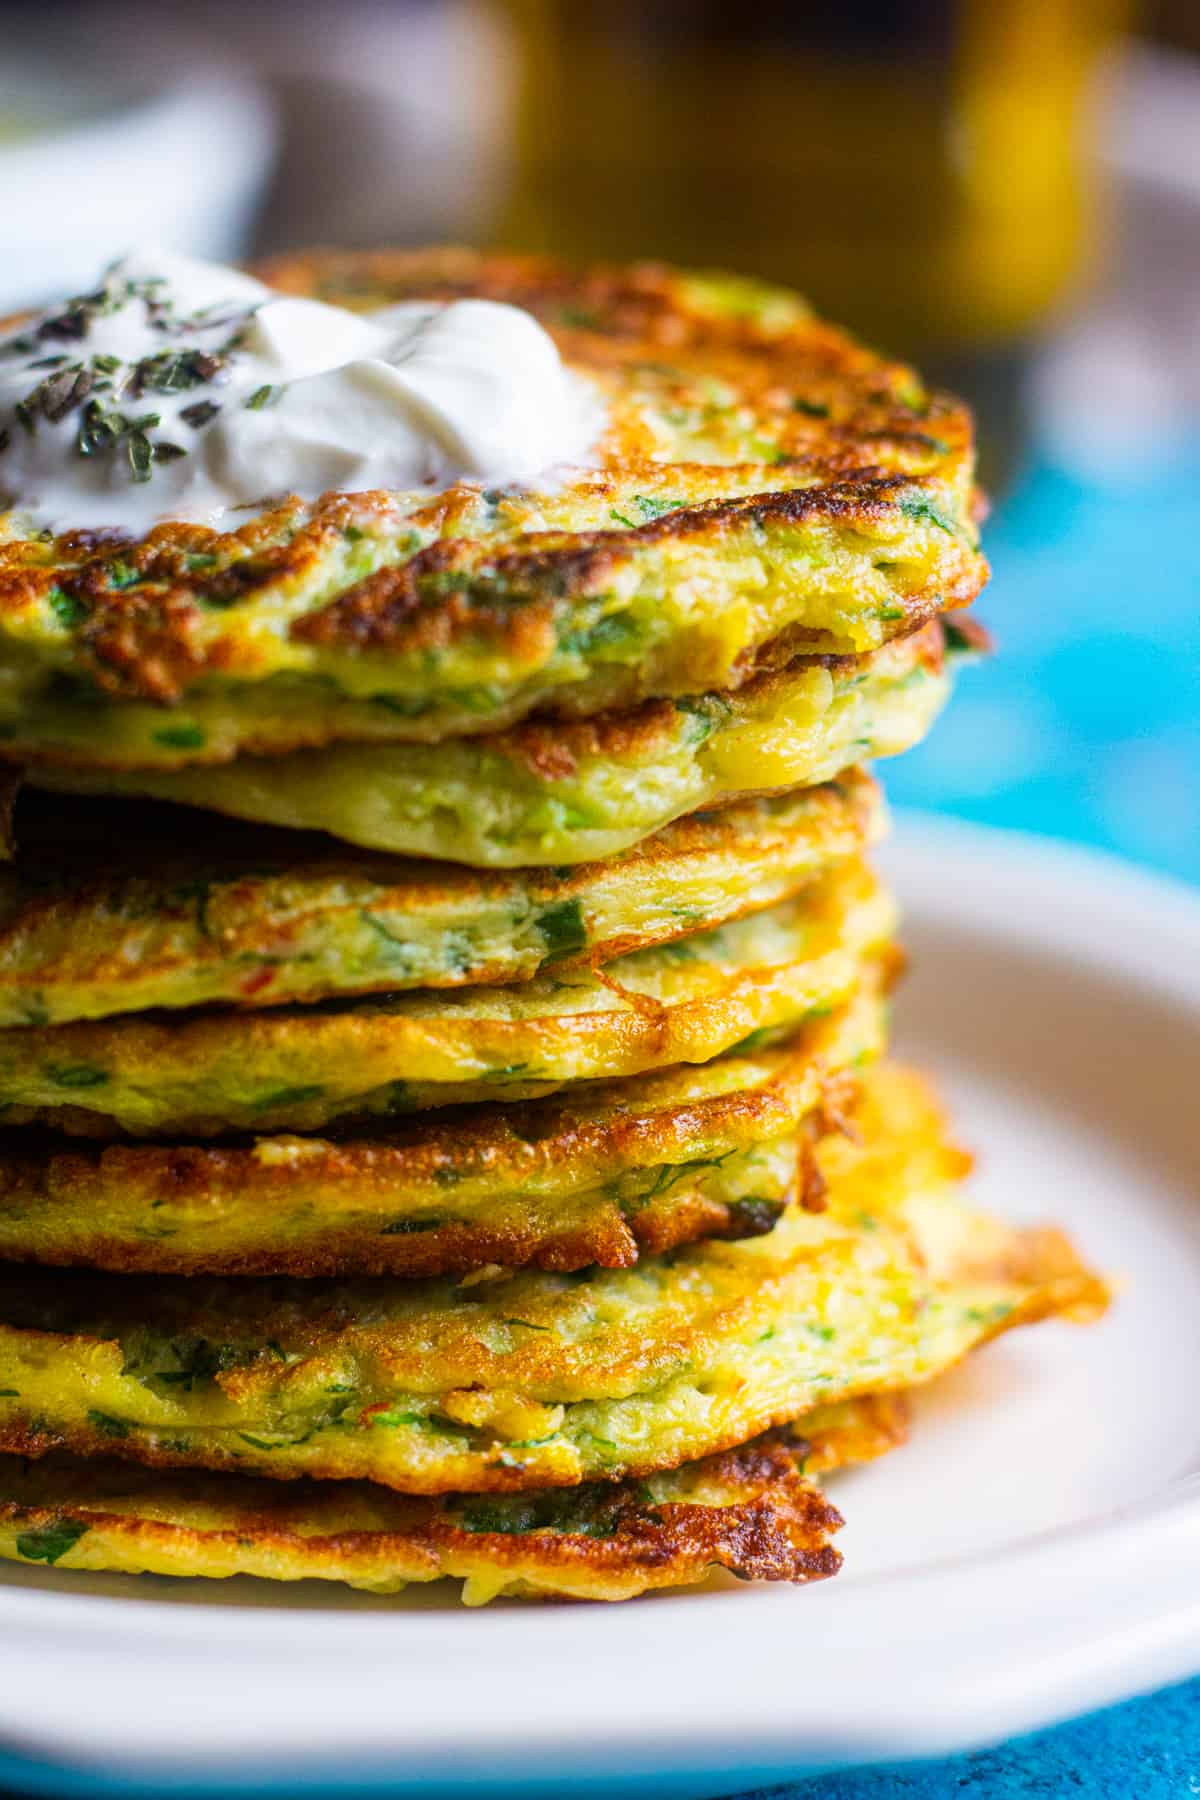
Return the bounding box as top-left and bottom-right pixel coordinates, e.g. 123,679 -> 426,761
1,817 -> 1198,1800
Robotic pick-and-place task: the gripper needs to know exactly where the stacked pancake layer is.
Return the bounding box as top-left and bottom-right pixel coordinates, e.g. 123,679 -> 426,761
0,252 -> 1105,1602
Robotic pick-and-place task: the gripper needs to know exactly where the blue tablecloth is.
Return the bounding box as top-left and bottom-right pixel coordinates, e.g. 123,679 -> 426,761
765,1675 -> 1200,1797
888,445 -> 1200,883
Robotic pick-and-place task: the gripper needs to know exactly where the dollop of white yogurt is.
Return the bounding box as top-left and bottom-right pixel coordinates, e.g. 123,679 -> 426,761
0,249 -> 604,533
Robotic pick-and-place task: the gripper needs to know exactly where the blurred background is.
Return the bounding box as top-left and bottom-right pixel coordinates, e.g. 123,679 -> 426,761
0,0 -> 1196,879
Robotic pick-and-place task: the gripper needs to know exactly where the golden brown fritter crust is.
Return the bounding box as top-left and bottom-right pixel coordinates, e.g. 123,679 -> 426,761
0,771 -> 882,1024
0,1398 -> 910,1602
0,1067 -> 1109,1495
34,623 -> 956,866
0,995 -> 879,1277
0,862 -> 894,1137
0,249 -> 986,767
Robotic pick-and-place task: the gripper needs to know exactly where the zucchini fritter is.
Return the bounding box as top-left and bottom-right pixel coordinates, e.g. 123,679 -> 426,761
0,1397 -> 909,1604
0,248 -> 986,768
0,985 -> 883,1276
34,627 -> 952,866
0,861 -> 893,1136
0,771 -> 882,1026
0,1068 -> 1108,1493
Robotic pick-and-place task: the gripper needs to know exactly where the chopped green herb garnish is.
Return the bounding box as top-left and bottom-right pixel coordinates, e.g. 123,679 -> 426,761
673,693 -> 732,744
86,1410 -> 131,1439
965,1302 -> 1014,1326
897,492 -> 958,536
76,398 -> 124,457
369,1409 -> 428,1429
639,1148 -> 737,1202
45,1063 -> 108,1089
249,1084 -> 326,1112
129,348 -> 228,397
180,399 -> 221,429
127,430 -> 153,482
458,1489 -> 616,1537
557,611 -> 642,658
15,1519 -> 89,1565
360,911 -> 416,965
152,724 -> 207,750
47,586 -> 87,629
144,1338 -> 243,1391
535,897 -> 588,961
609,494 -> 685,528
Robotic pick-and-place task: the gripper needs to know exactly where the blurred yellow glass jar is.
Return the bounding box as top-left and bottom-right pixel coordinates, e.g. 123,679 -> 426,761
485,0 -> 1126,353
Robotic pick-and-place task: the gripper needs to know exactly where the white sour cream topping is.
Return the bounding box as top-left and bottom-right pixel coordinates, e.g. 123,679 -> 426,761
0,249 -> 604,533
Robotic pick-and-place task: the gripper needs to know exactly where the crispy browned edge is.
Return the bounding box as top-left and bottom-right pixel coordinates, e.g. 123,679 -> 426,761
0,1401 -> 912,1596
0,1060 -> 861,1278
0,770 -> 881,1004
0,246 -> 986,723
0,1217 -> 1109,1496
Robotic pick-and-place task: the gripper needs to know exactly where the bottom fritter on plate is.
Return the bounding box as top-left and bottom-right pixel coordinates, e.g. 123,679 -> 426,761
0,1396 -> 908,1604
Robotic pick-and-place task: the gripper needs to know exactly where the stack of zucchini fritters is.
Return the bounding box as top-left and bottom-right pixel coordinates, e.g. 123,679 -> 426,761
0,253 -> 1105,1603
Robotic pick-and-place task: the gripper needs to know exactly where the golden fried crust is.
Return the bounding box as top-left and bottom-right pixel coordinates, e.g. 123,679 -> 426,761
487,626 -> 943,774
283,478 -> 978,663
0,1129 -> 793,1279
32,626 -> 955,867
0,991 -> 881,1277
0,1067 -> 1109,1495
0,1397 -> 912,1603
0,862 -> 894,1137
0,771 -> 883,1025
0,249 -> 986,766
